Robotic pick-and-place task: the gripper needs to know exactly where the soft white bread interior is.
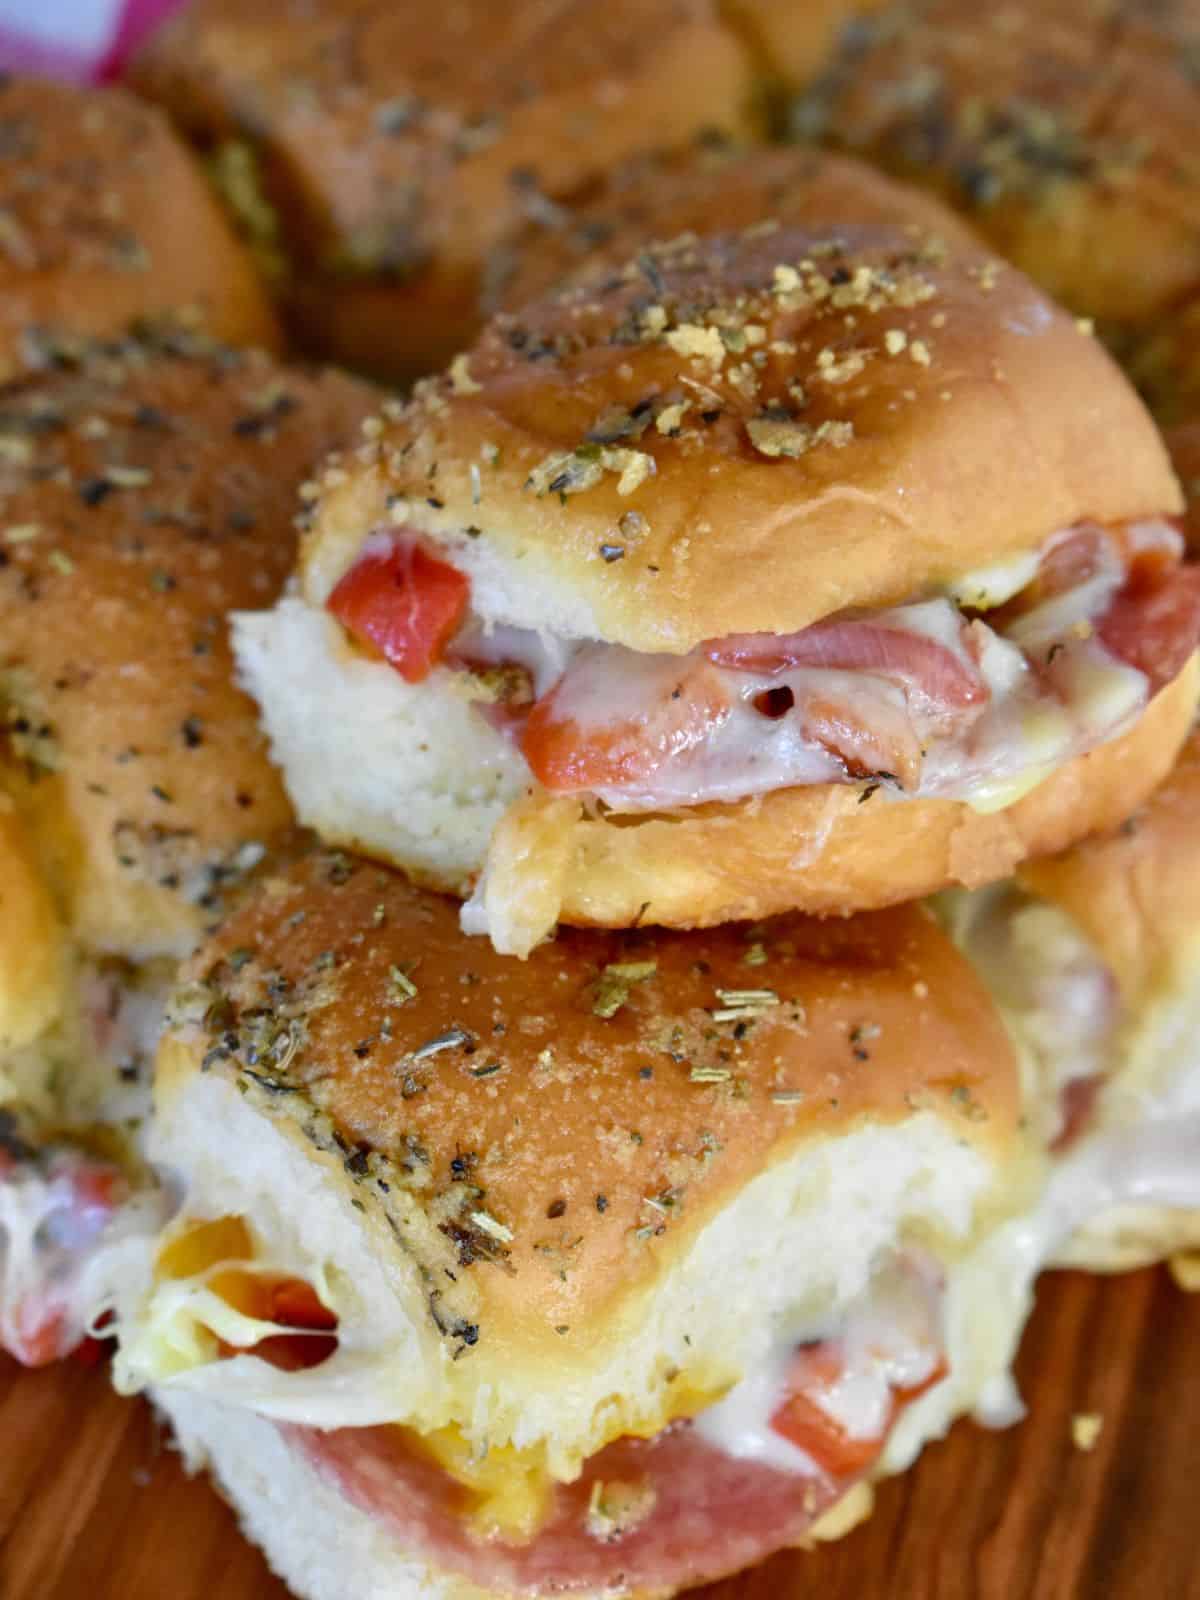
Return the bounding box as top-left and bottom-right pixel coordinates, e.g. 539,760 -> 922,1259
115,851 -> 1027,1483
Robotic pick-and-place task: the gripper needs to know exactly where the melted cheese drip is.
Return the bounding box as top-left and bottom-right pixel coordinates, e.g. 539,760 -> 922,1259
694,1259 -> 943,1475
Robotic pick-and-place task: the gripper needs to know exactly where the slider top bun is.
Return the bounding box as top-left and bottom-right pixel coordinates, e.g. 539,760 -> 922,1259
491,141 -> 981,315
0,76 -> 280,378
154,850 -> 1019,1445
797,0 -> 1200,330
304,222 -> 1177,654
128,0 -> 757,381
0,335 -> 377,964
1019,731 -> 1200,1018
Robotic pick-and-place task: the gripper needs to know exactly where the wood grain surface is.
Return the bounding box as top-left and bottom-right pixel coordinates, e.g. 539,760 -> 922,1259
0,1267 -> 1195,1600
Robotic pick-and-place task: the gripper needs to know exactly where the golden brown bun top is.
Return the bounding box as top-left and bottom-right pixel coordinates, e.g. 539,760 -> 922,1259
0,76 -> 280,374
0,335 -> 378,961
130,0 -> 755,287
798,0 -> 1200,327
491,141 -> 980,314
0,800 -> 64,1054
1019,731 -> 1200,1012
306,223 -> 1177,652
1168,420 -> 1200,550
723,0 -> 890,90
165,850 -> 1018,1348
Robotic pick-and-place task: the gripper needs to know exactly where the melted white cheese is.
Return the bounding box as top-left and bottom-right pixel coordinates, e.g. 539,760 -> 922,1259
0,1148 -> 165,1365
456,525 -> 1174,814
693,1259 -> 943,1476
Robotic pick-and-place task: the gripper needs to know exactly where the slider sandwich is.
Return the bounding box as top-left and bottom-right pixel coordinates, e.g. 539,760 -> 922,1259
127,0 -> 757,381
796,0 -> 1200,340
114,849 -> 1036,1600
0,75 -> 280,379
946,731 -> 1200,1279
491,141 -> 980,316
235,224 -> 1200,956
0,335 -> 376,1364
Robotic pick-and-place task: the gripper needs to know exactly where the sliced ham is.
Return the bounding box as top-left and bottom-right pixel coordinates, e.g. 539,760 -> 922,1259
707,614 -> 987,715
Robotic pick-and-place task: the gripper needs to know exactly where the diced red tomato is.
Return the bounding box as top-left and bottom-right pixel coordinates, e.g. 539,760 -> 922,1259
270,1277 -> 339,1332
769,1340 -> 948,1481
327,537 -> 470,683
70,1162 -> 122,1216
707,620 -> 986,711
520,659 -> 732,793
1096,563 -> 1200,694
215,1275 -> 340,1374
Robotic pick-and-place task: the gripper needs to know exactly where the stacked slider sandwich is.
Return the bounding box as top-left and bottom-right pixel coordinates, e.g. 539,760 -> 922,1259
99,202 -> 1200,1598
234,224 -> 1199,956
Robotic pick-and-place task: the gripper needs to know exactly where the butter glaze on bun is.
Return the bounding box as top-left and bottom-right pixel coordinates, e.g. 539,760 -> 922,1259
491,142 -> 980,319
236,223 -> 1195,950
0,76 -> 280,378
128,0 -> 757,381
722,0 -> 890,91
300,224 -> 1178,649
795,0 -> 1200,333
0,335 -> 377,967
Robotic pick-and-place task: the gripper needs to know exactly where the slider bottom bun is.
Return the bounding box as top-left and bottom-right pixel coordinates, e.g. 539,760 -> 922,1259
153,1385 -> 872,1600
944,731 -> 1200,1275
156,1390 -> 507,1600
235,595 -> 1199,954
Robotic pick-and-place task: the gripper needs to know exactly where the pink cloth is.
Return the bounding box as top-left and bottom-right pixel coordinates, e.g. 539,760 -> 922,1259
0,0 -> 181,84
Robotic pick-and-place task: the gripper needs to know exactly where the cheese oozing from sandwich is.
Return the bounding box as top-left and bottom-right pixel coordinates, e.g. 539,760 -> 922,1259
323,517 -> 1199,817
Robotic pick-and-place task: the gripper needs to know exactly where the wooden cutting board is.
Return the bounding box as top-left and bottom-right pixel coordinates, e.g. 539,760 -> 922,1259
1,1266 -> 1196,1599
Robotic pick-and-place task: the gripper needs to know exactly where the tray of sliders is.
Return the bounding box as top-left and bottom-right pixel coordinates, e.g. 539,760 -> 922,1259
1,4 -> 1199,1600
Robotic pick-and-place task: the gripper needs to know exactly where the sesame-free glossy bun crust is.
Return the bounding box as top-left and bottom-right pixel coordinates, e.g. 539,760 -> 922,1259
162,850 -> 1018,1356
129,0 -> 756,382
0,337 -> 377,962
305,223 -> 1178,653
493,143 -> 981,314
0,77 -> 280,377
798,0 -> 1200,330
